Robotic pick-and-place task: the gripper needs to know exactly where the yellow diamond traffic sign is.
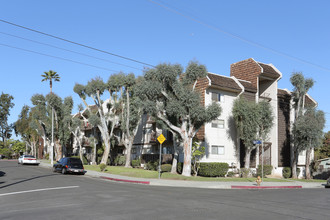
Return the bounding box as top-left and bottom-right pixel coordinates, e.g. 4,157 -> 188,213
157,134 -> 166,144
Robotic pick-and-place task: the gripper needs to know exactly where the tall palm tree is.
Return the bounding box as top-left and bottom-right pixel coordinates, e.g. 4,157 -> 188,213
41,70 -> 60,93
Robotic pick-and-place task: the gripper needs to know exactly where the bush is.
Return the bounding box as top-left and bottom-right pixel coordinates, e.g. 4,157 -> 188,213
114,155 -> 126,166
132,158 -> 141,168
72,155 -> 88,165
99,163 -> 107,172
198,163 -> 229,177
226,171 -> 235,177
145,160 -> 159,171
161,164 -> 172,172
282,167 -> 291,178
177,162 -> 183,174
45,153 -> 49,160
240,168 -> 252,178
257,165 -> 273,177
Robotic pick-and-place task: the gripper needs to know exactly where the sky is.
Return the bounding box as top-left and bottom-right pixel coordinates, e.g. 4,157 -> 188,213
1,0 -> 330,138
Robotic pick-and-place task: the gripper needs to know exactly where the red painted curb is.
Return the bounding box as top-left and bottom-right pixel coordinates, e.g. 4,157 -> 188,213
231,185 -> 302,189
100,176 -> 150,185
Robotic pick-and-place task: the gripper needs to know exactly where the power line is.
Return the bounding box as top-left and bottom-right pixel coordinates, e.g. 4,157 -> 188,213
0,31 -> 143,71
148,0 -> 330,73
0,19 -> 155,68
0,43 -> 119,72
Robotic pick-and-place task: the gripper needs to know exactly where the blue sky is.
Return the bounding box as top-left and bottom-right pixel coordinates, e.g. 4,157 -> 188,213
1,0 -> 329,137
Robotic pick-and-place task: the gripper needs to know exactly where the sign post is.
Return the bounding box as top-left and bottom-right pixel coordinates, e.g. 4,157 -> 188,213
261,138 -> 264,182
254,140 -> 263,181
157,134 -> 166,179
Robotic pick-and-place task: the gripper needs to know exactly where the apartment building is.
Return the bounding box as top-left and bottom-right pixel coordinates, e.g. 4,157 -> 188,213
71,58 -> 317,177
194,58 -> 316,177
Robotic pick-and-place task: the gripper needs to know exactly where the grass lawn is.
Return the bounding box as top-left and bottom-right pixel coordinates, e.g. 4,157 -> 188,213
42,160 -> 324,182
84,165 -> 290,182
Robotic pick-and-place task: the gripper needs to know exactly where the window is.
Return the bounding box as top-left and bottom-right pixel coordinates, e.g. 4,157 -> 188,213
212,92 -> 224,103
211,145 -> 224,155
131,148 -> 137,154
211,119 -> 225,129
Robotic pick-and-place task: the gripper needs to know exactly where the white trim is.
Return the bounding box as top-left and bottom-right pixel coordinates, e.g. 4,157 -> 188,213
306,93 -> 318,108
231,76 -> 244,96
206,75 -> 211,86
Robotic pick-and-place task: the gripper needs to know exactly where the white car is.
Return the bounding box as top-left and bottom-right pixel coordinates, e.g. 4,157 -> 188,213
18,155 -> 39,165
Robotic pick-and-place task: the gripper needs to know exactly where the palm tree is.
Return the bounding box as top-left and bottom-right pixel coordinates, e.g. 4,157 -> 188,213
41,70 -> 60,93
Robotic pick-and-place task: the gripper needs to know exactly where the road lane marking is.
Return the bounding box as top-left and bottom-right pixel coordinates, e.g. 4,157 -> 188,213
0,186 -> 79,197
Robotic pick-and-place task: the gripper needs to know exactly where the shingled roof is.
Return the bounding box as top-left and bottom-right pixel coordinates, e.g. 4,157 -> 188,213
237,79 -> 257,93
207,73 -> 242,92
258,62 -> 281,79
277,89 -> 317,107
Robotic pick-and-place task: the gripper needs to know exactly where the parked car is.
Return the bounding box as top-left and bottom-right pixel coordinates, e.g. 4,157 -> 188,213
53,157 -> 86,175
18,155 -> 39,165
325,177 -> 330,188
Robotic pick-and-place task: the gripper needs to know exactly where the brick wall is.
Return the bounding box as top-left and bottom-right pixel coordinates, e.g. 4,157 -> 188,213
242,91 -> 256,102
230,58 -> 261,89
194,77 -> 209,141
277,92 -> 291,167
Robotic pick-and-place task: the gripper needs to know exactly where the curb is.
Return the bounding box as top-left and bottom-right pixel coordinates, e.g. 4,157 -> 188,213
231,185 -> 302,189
100,176 -> 150,185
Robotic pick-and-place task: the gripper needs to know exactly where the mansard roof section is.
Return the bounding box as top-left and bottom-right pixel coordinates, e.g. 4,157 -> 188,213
207,73 -> 242,93
278,88 -> 291,97
277,89 -> 317,107
257,62 -> 282,79
237,79 -> 257,93
305,94 -> 317,108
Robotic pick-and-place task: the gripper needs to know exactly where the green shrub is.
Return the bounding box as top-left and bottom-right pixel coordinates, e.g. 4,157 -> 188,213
240,168 -> 252,178
72,155 -> 88,165
161,164 -> 172,172
99,163 -> 107,172
198,163 -> 229,177
282,167 -> 291,178
132,158 -> 141,168
146,160 -> 159,171
114,155 -> 126,166
226,171 -> 235,177
257,165 -> 273,177
45,153 -> 49,160
177,162 -> 183,174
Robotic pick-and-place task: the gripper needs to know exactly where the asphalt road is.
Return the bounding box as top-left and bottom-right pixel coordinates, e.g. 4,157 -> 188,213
0,160 -> 329,220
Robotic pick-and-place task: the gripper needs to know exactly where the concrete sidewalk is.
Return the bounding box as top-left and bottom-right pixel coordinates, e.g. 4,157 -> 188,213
39,161 -> 326,189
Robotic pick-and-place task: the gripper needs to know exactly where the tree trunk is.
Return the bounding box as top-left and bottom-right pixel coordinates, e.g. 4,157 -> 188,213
124,140 -> 133,168
244,149 -> 252,169
291,150 -> 299,178
305,148 -> 312,179
182,136 -> 192,177
55,140 -> 62,161
171,133 -> 178,174
100,123 -> 114,165
79,143 -> 83,163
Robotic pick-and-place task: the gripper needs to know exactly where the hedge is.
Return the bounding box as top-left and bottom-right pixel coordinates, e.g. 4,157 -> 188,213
282,167 -> 291,178
114,155 -> 126,166
257,165 -> 273,177
198,162 -> 229,177
282,167 -> 301,178
132,158 -> 141,168
161,164 -> 172,172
